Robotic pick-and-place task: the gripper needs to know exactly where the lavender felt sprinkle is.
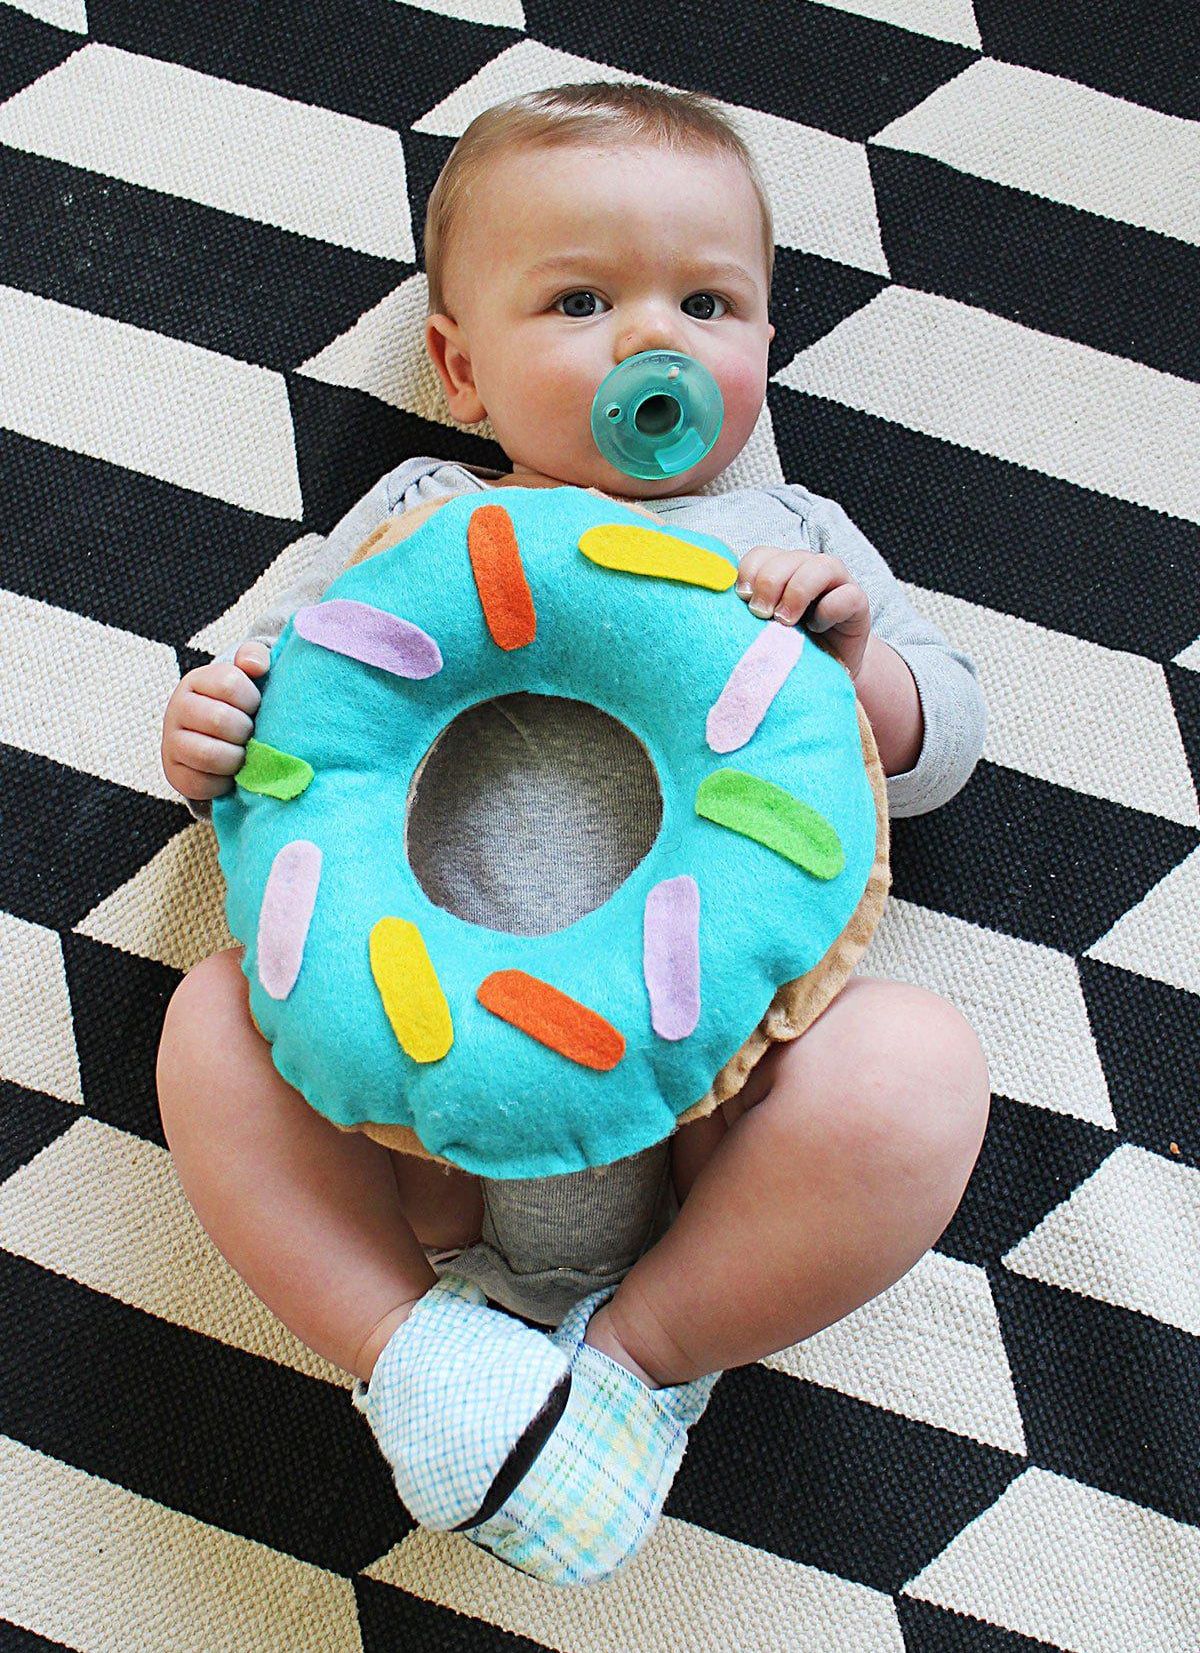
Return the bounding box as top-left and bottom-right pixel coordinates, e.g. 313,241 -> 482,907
295,600 -> 442,679
258,840 -> 322,1000
706,623 -> 804,753
643,874 -> 701,1041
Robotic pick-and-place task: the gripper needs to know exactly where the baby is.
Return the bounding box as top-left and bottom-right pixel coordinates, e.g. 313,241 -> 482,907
158,82 -> 991,1584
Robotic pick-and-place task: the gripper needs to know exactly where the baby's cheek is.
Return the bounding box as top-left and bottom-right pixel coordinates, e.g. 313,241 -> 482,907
718,356 -> 769,433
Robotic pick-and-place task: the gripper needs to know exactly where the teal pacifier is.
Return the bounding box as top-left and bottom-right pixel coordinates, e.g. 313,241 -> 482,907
590,350 -> 724,480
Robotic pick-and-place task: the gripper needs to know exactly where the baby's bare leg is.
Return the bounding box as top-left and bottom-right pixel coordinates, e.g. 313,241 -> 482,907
591,978 -> 991,1386
156,946 -> 479,1383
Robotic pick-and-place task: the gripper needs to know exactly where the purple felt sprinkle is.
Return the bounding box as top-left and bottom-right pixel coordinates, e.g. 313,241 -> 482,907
706,623 -> 804,753
295,599 -> 443,679
643,874 -> 701,1041
258,840 -> 322,1000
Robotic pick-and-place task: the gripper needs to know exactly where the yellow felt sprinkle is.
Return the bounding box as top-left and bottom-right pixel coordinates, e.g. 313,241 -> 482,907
369,917 -> 454,1063
236,738 -> 314,800
578,524 -> 737,591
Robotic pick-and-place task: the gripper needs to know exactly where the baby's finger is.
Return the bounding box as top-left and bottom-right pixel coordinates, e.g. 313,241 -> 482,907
744,549 -> 809,618
170,728 -> 250,777
170,762 -> 235,801
771,566 -> 824,625
180,690 -> 254,745
737,544 -> 802,605
734,544 -> 776,595
807,582 -> 871,635
234,643 -> 271,677
773,559 -> 851,626
189,661 -> 263,716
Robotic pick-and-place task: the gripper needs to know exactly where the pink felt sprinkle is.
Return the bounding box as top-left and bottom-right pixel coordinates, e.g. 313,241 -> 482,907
706,623 -> 805,753
643,874 -> 701,1041
295,600 -> 442,679
258,840 -> 322,1000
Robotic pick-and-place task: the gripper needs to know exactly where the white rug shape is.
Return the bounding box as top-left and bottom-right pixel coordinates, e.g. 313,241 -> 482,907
1003,1143 -> 1200,1337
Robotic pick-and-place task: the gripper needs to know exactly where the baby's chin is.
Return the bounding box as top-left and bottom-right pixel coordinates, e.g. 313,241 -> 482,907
598,472 -> 694,500
504,463 -> 707,501
495,440 -> 725,498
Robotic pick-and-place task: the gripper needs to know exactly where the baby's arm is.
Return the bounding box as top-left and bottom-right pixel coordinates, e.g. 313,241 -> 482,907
780,486 -> 988,818
164,470 -> 399,821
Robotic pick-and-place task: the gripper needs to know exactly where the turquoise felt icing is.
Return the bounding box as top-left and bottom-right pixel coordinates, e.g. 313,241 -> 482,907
212,487 -> 878,1179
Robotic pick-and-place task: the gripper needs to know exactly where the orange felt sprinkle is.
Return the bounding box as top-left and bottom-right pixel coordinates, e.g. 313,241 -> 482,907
477,969 -> 625,1071
467,504 -> 537,650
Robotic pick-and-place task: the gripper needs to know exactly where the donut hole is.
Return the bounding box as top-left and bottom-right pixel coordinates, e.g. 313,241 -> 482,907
404,692 -> 663,937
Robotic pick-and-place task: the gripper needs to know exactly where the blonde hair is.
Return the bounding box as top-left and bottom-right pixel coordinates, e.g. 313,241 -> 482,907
423,81 -> 775,318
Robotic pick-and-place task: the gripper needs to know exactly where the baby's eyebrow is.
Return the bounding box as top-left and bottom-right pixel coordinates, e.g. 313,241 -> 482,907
525,252 -> 757,287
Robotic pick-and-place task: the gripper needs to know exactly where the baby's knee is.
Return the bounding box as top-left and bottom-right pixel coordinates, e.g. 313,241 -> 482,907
156,947 -> 249,1131
773,982 -> 987,1178
852,987 -> 990,1179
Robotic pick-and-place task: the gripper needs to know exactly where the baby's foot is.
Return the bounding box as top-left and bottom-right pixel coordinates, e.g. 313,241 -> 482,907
351,1272 -> 571,1532
462,1284 -> 721,1586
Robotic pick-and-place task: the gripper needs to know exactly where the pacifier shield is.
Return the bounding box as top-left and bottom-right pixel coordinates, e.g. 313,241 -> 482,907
591,350 -> 724,479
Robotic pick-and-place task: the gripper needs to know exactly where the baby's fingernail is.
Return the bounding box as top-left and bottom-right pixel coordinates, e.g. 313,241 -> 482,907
774,608 -> 794,625
749,598 -> 773,618
736,581 -> 752,597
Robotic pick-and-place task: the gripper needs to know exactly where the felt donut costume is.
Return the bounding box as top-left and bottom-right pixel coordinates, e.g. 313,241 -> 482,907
212,485 -> 891,1179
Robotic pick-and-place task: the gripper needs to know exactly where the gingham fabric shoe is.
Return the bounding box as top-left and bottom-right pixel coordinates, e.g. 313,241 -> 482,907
350,1272 -> 572,1532
461,1282 -> 722,1587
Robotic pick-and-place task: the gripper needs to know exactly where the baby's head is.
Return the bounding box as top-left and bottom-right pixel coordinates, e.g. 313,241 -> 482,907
423,83 -> 775,501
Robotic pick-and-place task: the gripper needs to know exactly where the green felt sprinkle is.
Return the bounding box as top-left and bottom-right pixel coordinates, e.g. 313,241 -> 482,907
235,737 -> 314,800
695,768 -> 844,879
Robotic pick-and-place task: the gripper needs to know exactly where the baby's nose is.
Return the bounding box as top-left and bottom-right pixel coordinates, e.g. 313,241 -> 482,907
615,313 -> 683,363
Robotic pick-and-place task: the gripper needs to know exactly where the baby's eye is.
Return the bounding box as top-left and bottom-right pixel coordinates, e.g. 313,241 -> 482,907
682,292 -> 729,320
552,290 -> 731,320
554,290 -> 611,318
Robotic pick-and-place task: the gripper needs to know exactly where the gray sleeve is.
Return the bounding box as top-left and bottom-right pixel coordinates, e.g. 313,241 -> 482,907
182,471 -> 396,823
781,485 -> 988,817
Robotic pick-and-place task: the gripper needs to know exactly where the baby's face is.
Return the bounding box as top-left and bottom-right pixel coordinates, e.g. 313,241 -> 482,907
425,140 -> 775,498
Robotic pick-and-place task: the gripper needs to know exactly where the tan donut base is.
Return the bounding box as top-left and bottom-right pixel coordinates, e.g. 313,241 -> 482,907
259,486 -> 892,1165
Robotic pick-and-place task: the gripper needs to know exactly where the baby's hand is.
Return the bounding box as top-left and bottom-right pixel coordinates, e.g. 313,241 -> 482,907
735,546 -> 872,682
161,643 -> 271,803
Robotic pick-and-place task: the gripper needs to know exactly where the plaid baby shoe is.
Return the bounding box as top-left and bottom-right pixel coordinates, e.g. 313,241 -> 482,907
351,1271 -> 572,1532
460,1281 -> 722,1587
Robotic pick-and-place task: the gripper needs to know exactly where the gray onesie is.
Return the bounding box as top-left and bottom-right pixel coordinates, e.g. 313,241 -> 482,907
183,456 -> 987,1326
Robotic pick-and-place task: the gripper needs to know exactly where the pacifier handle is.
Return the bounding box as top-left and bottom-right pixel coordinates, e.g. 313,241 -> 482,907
590,351 -> 724,481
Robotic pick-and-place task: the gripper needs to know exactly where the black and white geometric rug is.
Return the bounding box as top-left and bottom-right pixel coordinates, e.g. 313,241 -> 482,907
2,2 -> 1198,1648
